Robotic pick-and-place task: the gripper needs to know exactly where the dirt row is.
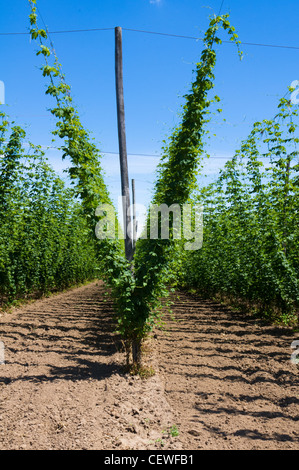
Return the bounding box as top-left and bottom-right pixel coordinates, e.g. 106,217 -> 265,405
0,281 -> 298,450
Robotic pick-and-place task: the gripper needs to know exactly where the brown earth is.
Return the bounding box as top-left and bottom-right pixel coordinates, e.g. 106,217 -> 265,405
0,281 -> 298,450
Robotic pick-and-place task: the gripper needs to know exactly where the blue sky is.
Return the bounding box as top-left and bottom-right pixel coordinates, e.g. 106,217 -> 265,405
0,0 -> 298,214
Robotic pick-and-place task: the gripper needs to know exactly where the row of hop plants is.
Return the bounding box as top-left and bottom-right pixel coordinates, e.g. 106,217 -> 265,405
0,114 -> 100,306
28,0 -> 243,368
178,92 -> 299,325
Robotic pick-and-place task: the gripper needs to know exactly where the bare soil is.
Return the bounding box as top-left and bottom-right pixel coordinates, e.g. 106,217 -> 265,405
0,281 -> 298,450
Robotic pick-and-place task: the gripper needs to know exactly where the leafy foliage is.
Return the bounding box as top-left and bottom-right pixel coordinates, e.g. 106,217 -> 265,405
28,0 -> 244,364
179,93 -> 299,323
0,114 -> 99,304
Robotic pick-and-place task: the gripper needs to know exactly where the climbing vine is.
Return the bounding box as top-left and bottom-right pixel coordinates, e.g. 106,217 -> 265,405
28,0 -> 243,366
180,91 -> 299,323
0,112 -> 100,303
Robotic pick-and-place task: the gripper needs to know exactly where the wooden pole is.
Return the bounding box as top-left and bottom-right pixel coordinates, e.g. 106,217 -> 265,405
131,178 -> 137,251
115,28 -> 140,368
115,26 -> 133,262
